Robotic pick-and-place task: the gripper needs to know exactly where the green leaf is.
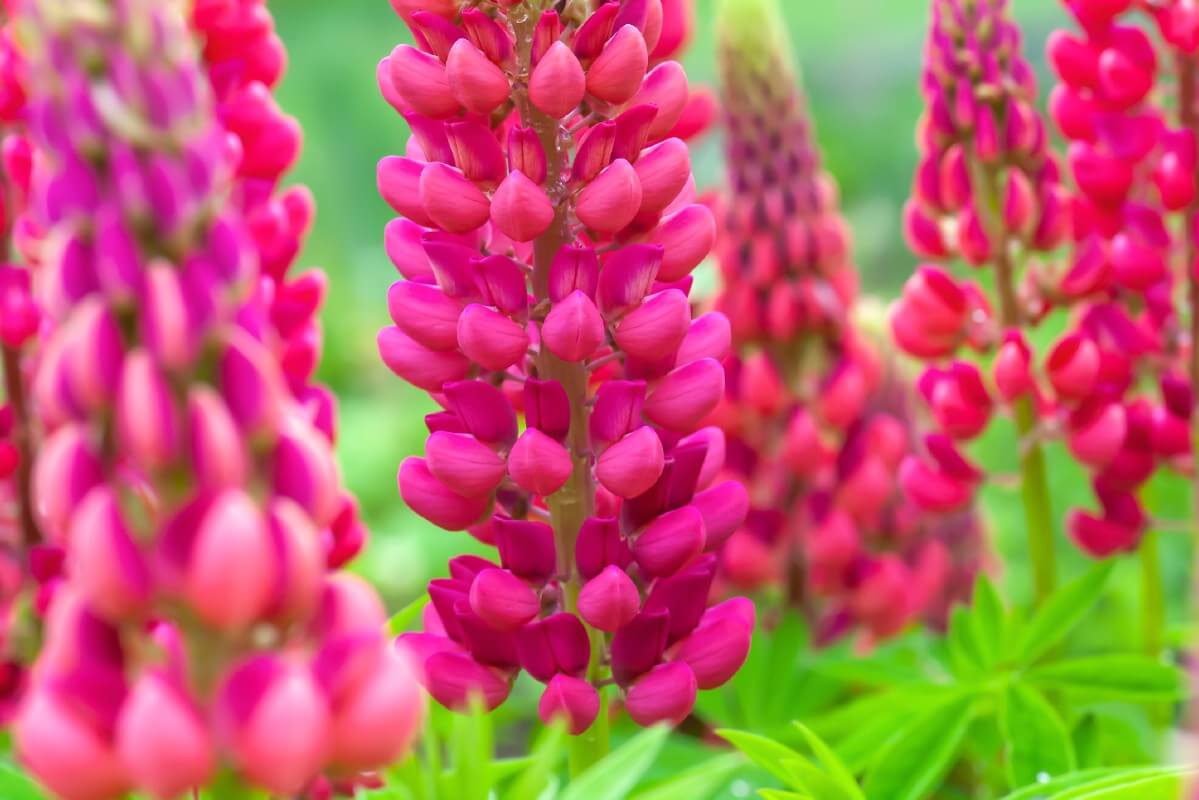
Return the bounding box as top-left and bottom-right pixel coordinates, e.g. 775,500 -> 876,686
780,757 -> 847,800
792,723 -> 863,800
862,694 -> 973,800
559,726 -> 670,800
947,605 -> 987,677
627,753 -> 742,800
970,576 -> 1005,667
999,683 -> 1074,789
736,611 -> 808,728
999,767 -> 1162,800
0,763 -> 46,800
387,594 -> 430,635
1016,562 -> 1114,665
1071,713 -> 1101,770
504,721 -> 568,800
1053,766 -> 1198,799
450,701 -> 494,800
758,791 -> 810,800
718,729 -> 803,787
1026,656 -> 1184,701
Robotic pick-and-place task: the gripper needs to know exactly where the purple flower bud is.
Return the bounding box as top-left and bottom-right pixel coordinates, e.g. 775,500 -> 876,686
457,304 -> 530,371
474,255 -> 529,316
524,379 -> 571,442
116,350 -> 178,472
598,244 -> 662,315
493,517 -> 557,583
590,380 -> 648,448
675,312 -> 731,365
542,290 -> 606,363
614,288 -> 691,361
610,609 -> 669,686
625,661 -> 696,726
549,246 -> 601,302
538,674 -> 600,734
576,516 -> 632,580
574,121 -> 618,183
424,651 -> 512,711
455,605 -> 521,668
444,380 -> 519,446
516,612 -> 590,681
468,568 -> 539,632
68,487 -> 152,621
669,611 -> 752,690
508,126 -> 548,184
644,555 -> 716,643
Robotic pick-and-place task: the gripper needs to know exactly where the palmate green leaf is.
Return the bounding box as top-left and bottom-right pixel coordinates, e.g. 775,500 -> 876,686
558,725 -> 670,800
1025,655 -> 1184,702
792,723 -> 864,800
718,728 -> 803,787
627,753 -> 742,800
1015,562 -> 1114,665
861,693 -> 973,800
999,683 -> 1075,789
0,762 -> 46,800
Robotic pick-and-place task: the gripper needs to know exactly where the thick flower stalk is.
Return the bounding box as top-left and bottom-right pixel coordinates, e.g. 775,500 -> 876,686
192,0 -> 368,570
711,0 -> 984,644
895,0 -> 1069,604
375,0 -> 752,759
13,2 -> 421,798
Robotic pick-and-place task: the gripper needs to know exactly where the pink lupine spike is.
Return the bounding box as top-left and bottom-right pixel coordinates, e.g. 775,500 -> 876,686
587,25 -> 649,105
388,44 -> 461,119
676,312 -> 731,365
420,163 -> 491,233
468,568 -> 539,631
669,610 -> 752,690
573,121 -> 618,183
590,380 -> 648,447
524,378 -> 571,441
507,126 -> 547,184
644,358 -> 724,432
645,203 -> 716,281
378,157 -> 434,226
446,38 -> 511,115
542,290 -> 605,362
612,104 -> 659,162
538,674 -> 600,735
456,304 -> 530,371
491,171 -> 554,242
68,487 -> 151,622
425,431 -> 507,497
576,516 -> 632,580
388,281 -> 464,352
446,121 -> 507,187
597,426 -> 665,498
16,688 -> 130,800
515,612 -> 590,681
577,565 -> 640,631
507,428 -> 573,496
633,137 -> 690,216
474,255 -> 530,316
377,326 -> 472,392
186,490 -> 276,630
529,42 -> 586,119
423,651 -> 511,711
1045,332 -> 1100,401
399,457 -> 490,531
116,673 -> 214,800
690,481 -> 750,548
116,350 -> 178,471
610,609 -> 669,686
576,158 -> 643,234
631,504 -> 705,577
444,380 -> 519,445
549,246 -> 601,303
598,243 -> 662,315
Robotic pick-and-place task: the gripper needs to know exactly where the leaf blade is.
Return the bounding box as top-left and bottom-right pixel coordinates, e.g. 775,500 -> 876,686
999,683 -> 1074,790
862,694 -> 973,800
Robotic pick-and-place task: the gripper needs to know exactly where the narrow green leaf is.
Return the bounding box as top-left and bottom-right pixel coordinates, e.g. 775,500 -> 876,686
1016,562 -> 1113,665
559,726 -> 670,800
1071,713 -> 1101,770
1054,766 -> 1197,799
757,791 -> 810,800
1000,767 -> 1160,800
450,701 -> 493,800
792,723 -> 864,800
999,683 -> 1074,789
387,594 -> 430,635
504,721 -> 568,800
947,605 -> 987,677
970,576 -> 1005,667
718,728 -> 804,788
753,611 -> 809,727
780,757 -> 847,799
1026,656 -> 1184,701
862,694 -> 973,800
628,753 -> 742,800
0,763 -> 46,800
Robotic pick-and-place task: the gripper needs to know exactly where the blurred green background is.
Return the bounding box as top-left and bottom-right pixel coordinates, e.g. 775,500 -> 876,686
271,0 -> 1193,639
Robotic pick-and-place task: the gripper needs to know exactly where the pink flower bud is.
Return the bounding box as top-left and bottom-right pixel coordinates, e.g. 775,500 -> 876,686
1067,485 -> 1144,558
573,121 -> 617,183
587,25 -> 649,104
614,288 -> 691,362
273,423 -> 340,528
474,255 -> 529,315
219,657 -> 331,795
902,200 -> 947,258
578,565 -> 640,631
445,380 -> 519,445
669,611 -> 751,690
538,674 -> 599,735
32,424 -> 102,544
445,38 -> 510,115
116,350 -> 177,471
490,171 -> 554,242
632,504 -> 704,577
676,312 -> 730,365
389,44 -> 461,119
17,688 -> 129,800
597,426 -> 665,498
388,280 -> 463,352
625,661 -> 696,726
117,674 -> 213,800
574,3 -> 621,59
420,163 -> 491,233
691,480 -> 748,548
599,244 -> 663,315
645,204 -> 716,281
629,61 -> 688,141
1046,332 -> 1100,401
468,568 -> 539,631
424,651 -> 511,711
378,157 -> 434,226
1003,169 -> 1035,235
549,246 -> 600,302
456,304 -> 529,371
329,645 -> 424,770
542,290 -> 605,362
219,331 -> 287,436
68,487 -> 151,621
378,326 -> 471,392
577,159 -> 643,234
399,457 -> 490,530
517,612 -> 590,681
521,379 -> 568,442
508,126 -> 548,184
186,490 -> 275,630
782,410 -> 833,478
632,137 -> 689,216
1110,232 -> 1166,291
590,380 -> 647,447
1068,142 -> 1132,204
993,331 -> 1033,402
492,517 -> 556,583
644,358 -> 723,432
740,352 -> 787,417
898,456 -> 972,513
956,203 -> 991,266
385,219 -> 435,280
1068,400 -> 1127,468
921,362 -> 992,440
576,516 -> 632,580
508,428 -> 573,496
529,42 -> 586,119
445,121 -> 507,187
426,431 -> 507,497
461,7 -> 514,63
64,299 -> 124,411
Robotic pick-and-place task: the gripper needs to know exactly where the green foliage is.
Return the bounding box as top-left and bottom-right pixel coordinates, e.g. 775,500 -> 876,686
0,762 -> 45,800
719,724 -> 862,800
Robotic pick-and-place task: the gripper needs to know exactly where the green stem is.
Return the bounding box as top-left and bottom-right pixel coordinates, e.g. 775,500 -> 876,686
1140,530 -> 1164,657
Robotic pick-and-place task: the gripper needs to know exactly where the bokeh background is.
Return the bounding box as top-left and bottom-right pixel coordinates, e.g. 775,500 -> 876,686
271,0 -> 1191,645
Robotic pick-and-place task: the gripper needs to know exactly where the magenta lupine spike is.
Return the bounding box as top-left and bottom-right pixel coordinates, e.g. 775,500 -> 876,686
711,0 -> 984,644
13,3 -> 422,798
379,0 -> 750,733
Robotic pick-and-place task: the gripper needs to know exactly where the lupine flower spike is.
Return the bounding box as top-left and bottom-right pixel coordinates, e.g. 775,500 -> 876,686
13,2 -> 421,798
377,0 -> 752,742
